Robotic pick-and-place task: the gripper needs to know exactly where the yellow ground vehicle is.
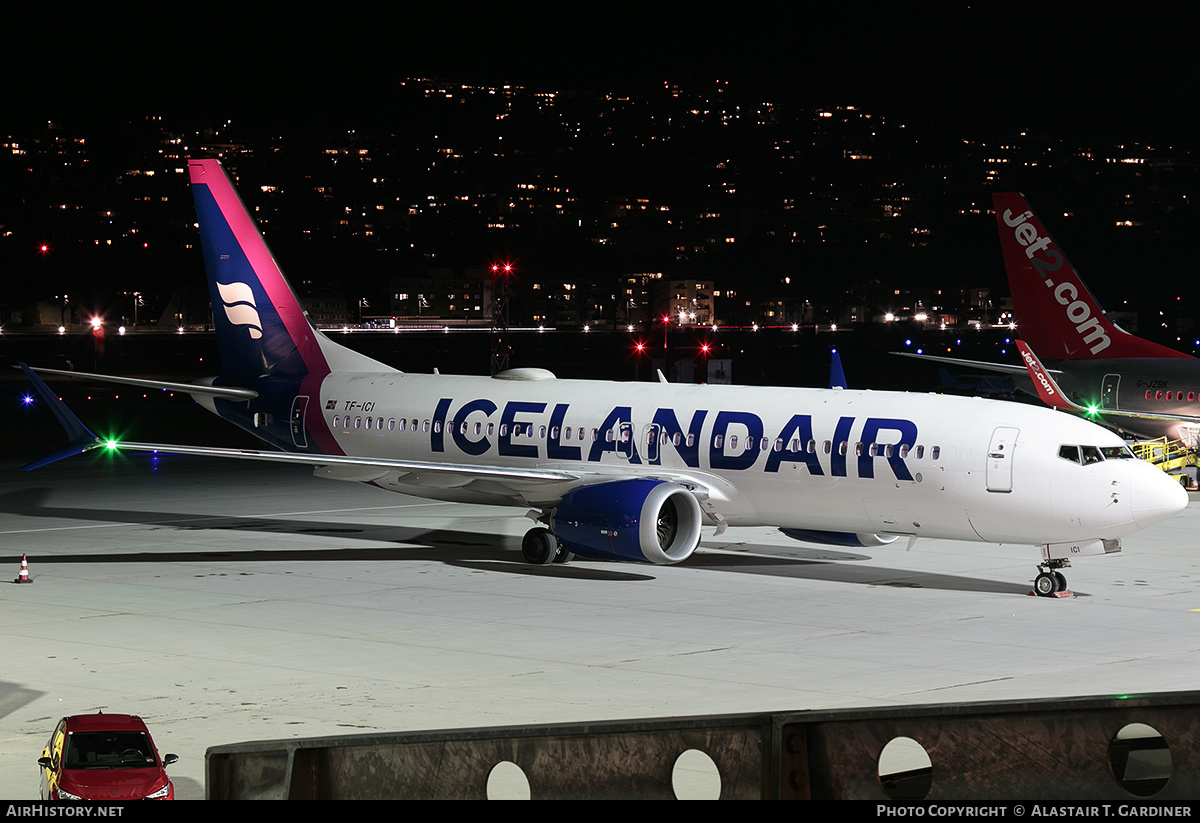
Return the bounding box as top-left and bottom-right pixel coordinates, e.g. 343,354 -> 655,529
1131,438 -> 1197,489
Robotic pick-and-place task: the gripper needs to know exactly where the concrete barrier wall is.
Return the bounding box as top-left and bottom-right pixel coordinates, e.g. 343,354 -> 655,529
206,691 -> 1200,799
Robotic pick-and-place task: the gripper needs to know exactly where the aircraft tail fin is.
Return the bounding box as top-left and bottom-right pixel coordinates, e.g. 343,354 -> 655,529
993,193 -> 1189,361
188,159 -> 390,380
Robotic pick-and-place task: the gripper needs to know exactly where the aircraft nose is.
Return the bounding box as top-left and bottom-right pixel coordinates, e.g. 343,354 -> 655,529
1130,465 -> 1189,529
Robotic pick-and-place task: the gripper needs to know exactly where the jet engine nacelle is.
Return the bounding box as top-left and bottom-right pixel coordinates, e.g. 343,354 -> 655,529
552,478 -> 702,564
779,528 -> 899,548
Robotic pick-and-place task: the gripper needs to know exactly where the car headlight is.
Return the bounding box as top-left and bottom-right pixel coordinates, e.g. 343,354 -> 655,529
54,787 -> 84,801
145,782 -> 171,799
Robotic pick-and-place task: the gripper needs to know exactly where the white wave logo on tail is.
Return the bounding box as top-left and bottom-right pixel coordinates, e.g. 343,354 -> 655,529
216,281 -> 263,340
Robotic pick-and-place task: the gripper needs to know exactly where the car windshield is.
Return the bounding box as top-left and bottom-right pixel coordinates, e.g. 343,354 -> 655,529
64,731 -> 157,769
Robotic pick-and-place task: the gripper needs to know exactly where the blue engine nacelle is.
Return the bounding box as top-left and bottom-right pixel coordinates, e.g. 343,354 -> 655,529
779,528 -> 899,548
552,479 -> 702,564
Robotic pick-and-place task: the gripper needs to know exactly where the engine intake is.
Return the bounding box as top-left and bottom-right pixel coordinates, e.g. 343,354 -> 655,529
553,479 -> 702,564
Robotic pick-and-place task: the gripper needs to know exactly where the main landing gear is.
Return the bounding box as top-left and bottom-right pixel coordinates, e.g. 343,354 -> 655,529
521,526 -> 573,565
1033,560 -> 1072,598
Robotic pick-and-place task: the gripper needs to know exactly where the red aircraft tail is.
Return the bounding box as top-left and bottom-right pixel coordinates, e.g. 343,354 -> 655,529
993,193 -> 1189,361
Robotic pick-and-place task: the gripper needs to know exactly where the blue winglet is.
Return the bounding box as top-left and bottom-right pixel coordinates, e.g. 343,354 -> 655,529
829,349 -> 847,389
19,363 -> 102,470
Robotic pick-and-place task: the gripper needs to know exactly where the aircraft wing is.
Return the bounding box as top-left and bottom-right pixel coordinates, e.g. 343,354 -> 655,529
22,365 -> 258,401
103,440 -> 715,504
894,351 -> 1061,376
20,361 -> 714,507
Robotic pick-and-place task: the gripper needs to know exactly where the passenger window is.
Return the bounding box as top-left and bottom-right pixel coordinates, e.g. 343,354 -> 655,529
685,433 -> 695,447
422,420 -> 430,433
823,440 -> 831,455
539,425 -> 546,438
930,446 -> 941,460
898,444 -> 909,458
433,421 -> 442,433
774,439 -> 783,452
868,443 -> 878,457
854,442 -> 863,457
355,417 -> 362,429
388,419 -> 395,431
563,427 -> 571,440
915,445 -> 925,459
838,441 -> 848,456
884,444 -> 893,458
673,433 -> 681,446
333,415 -> 340,428
488,423 -> 494,436
398,418 -> 406,432
500,424 -> 508,436
807,440 -> 816,454
581,427 -> 588,441
606,429 -> 614,443
729,435 -> 738,449
715,434 -> 724,449
474,422 -> 482,435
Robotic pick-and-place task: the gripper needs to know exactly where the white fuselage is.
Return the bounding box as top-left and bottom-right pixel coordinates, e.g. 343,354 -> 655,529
298,371 -> 1181,547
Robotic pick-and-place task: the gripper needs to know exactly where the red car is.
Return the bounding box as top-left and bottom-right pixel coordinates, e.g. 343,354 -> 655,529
38,713 -> 177,800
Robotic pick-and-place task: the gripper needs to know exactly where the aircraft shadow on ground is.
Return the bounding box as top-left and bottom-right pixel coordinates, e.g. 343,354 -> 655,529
2,487 -> 1036,594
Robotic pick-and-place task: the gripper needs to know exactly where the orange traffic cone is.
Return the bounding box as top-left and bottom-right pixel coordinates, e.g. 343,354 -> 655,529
14,553 -> 31,584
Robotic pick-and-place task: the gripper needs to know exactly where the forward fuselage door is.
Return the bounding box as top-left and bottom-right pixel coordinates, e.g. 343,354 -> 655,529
986,426 -> 1019,493
290,395 -> 310,449
1101,374 -> 1120,409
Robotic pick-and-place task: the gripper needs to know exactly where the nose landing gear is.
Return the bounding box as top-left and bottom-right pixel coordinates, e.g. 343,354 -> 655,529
1033,560 -> 1073,598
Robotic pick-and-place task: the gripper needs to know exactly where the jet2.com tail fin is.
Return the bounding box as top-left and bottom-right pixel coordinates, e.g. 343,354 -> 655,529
993,192 -> 1190,361
188,159 -> 389,380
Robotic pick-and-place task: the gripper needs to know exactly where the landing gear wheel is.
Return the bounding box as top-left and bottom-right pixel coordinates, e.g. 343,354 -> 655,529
1054,572 -> 1068,592
553,550 -> 574,564
1034,572 -> 1059,597
522,527 -> 560,565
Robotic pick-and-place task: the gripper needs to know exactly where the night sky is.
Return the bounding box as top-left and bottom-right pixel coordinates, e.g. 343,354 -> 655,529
7,5 -> 1198,142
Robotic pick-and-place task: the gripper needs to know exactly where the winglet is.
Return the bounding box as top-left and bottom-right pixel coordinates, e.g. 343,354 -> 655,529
19,362 -> 103,470
1015,341 -> 1085,412
829,349 -> 847,389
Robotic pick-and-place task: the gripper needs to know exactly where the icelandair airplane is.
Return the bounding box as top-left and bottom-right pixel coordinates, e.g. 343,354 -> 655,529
904,192 -> 1200,442
20,161 -> 1189,597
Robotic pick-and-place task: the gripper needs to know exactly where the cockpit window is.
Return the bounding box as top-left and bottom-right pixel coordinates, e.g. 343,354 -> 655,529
1060,444 -> 1132,464
1059,445 -> 1081,464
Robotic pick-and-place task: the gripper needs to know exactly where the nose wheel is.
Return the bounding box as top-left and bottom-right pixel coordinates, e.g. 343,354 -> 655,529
1033,561 -> 1073,598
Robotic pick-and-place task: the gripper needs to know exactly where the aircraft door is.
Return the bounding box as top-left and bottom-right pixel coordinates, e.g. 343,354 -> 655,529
290,395 -> 310,449
1101,374 -> 1120,409
986,426 -> 1019,493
